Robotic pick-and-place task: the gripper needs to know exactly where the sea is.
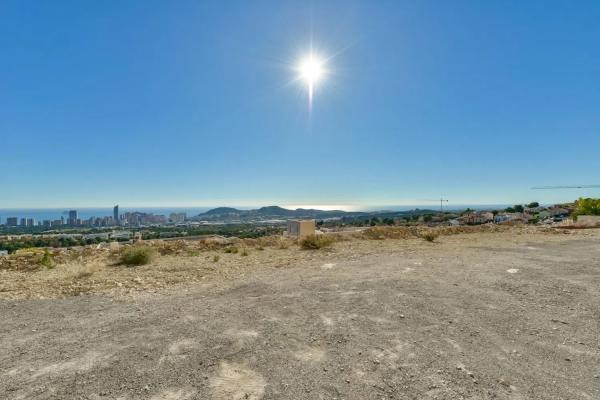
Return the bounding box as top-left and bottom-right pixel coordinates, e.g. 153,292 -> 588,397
0,204 -> 511,223
0,207 -> 212,223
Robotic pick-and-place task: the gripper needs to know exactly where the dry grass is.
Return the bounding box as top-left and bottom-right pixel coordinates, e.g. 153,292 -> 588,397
0,226 -> 591,299
68,264 -> 100,280
118,246 -> 156,266
300,234 -> 335,250
358,226 -> 418,240
419,230 -> 439,242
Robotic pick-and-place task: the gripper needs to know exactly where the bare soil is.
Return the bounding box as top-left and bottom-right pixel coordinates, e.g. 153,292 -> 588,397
1,228 -> 599,399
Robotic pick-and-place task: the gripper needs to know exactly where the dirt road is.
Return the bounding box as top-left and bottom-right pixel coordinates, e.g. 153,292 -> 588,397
1,233 -> 599,399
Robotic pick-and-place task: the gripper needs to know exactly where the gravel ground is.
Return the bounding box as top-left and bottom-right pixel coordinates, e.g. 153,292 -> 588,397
1,230 -> 599,399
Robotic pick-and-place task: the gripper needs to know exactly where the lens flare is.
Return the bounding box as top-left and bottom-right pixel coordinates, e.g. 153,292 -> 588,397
297,53 -> 325,109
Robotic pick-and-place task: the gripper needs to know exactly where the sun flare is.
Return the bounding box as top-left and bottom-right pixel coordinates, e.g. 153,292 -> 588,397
299,55 -> 324,87
296,53 -> 326,108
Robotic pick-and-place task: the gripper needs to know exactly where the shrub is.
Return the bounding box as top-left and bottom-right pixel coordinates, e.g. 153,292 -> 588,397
574,197 -> 600,216
213,255 -> 220,262
118,246 -> 155,266
420,230 -> 439,242
224,246 -> 239,254
241,248 -> 249,256
40,249 -> 55,269
277,237 -> 291,249
300,234 -> 334,250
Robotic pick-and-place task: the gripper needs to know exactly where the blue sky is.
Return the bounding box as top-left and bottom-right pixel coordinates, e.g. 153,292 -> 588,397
1,0 -> 599,209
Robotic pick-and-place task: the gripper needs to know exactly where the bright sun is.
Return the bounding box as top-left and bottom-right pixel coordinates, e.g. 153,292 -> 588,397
297,53 -> 326,108
299,55 -> 324,87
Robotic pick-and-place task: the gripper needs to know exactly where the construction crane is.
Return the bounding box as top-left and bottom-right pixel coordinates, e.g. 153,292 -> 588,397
420,198 -> 449,212
532,185 -> 600,190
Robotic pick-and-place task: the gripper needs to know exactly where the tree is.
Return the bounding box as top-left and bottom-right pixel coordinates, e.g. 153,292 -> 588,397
527,202 -> 539,208
513,205 -> 524,213
574,198 -> 600,216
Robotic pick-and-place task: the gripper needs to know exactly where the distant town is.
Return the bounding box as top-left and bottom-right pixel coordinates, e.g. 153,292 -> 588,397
1,199 -> 598,255
1,205 -> 187,228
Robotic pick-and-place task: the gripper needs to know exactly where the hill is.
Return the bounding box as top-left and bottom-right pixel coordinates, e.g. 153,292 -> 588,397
193,205 -> 439,222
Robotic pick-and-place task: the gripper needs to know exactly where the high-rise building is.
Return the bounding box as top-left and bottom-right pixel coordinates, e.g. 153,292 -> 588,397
68,210 -> 78,225
20,218 -> 27,226
6,217 -> 18,227
169,212 -> 186,224
26,218 -> 35,227
113,205 -> 119,225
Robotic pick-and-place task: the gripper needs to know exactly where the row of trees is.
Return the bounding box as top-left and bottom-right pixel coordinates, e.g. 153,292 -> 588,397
504,202 -> 539,213
0,237 -> 91,253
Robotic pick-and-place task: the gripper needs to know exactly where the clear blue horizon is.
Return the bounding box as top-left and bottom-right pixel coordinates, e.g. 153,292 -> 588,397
0,204 -> 518,223
2,1 -> 599,208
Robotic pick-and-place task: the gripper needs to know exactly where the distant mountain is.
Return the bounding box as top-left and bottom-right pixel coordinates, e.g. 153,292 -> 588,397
254,206 -> 296,217
203,207 -> 242,216
193,205 -> 439,222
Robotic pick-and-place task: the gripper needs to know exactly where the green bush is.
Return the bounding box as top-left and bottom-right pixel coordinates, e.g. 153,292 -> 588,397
574,198 -> 600,216
300,234 -> 334,250
40,249 -> 55,269
118,246 -> 155,266
224,246 -> 239,254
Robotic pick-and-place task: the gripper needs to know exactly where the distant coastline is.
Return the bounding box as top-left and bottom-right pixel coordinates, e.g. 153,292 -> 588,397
0,204 -> 513,222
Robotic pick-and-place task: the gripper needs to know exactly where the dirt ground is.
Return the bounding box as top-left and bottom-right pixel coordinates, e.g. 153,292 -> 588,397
1,229 -> 599,399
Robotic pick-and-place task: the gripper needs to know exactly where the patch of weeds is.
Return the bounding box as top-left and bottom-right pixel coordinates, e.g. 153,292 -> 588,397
420,231 -> 439,242
224,246 -> 239,254
118,246 -> 156,266
72,267 -> 95,280
277,237 -> 291,249
241,248 -> 249,256
40,250 -> 55,269
213,255 -> 220,262
300,234 -> 334,250
187,250 -> 201,257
